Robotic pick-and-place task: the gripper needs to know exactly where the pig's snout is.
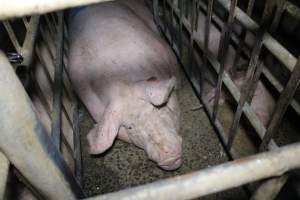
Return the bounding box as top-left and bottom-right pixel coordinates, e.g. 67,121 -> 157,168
158,156 -> 182,170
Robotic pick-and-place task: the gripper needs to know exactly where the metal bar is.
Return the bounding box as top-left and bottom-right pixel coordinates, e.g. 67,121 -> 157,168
195,1 -> 300,115
73,99 -> 82,184
153,0 -> 159,25
165,0 -> 278,150
246,0 -> 255,16
0,51 -> 84,199
212,0 -> 238,120
216,0 -> 297,73
3,21 -> 21,52
260,57 -> 300,151
227,20 -> 269,149
0,152 -> 9,200
202,0 -> 214,98
230,28 -> 247,76
262,66 -> 300,114
0,0 -> 116,20
188,0 -> 196,67
22,17 -> 29,29
178,0 -> 184,57
20,16 -> 40,68
250,175 -> 288,200
51,12 -> 64,149
227,31 -> 265,149
285,1 -> 300,21
88,142 -> 300,200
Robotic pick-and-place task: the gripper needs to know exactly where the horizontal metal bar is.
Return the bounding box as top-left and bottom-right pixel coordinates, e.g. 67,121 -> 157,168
0,51 -> 84,199
88,142 -> 300,200
0,0 -> 115,20
0,152 -> 9,200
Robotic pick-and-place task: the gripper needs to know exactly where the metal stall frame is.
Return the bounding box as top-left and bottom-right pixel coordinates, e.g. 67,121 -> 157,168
0,6 -> 85,200
0,0 -> 300,200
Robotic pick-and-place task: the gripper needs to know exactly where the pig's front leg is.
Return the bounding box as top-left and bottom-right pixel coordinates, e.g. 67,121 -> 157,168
117,126 -> 132,143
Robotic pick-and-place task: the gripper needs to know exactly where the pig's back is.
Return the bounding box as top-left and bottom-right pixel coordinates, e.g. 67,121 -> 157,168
68,2 -> 177,91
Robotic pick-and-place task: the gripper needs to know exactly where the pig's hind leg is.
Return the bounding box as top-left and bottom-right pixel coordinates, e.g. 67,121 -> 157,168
77,85 -> 105,122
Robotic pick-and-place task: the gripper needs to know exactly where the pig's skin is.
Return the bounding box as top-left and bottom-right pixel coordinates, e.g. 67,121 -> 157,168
67,0 -> 182,170
206,73 -> 276,127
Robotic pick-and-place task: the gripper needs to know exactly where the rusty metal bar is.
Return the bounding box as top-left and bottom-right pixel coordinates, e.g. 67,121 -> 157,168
88,142 -> 300,200
51,12 -> 64,149
0,51 -> 84,199
0,152 -> 9,200
250,175 -> 288,200
212,0 -> 238,120
260,57 -> 300,151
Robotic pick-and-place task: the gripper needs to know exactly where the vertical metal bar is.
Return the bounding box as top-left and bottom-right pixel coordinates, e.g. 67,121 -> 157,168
212,0 -> 238,121
153,0 -> 159,25
163,0 -> 167,32
51,12 -> 64,149
250,175 -> 288,200
0,51 -> 84,199
0,152 -> 9,199
227,32 -> 265,149
188,0 -> 196,68
260,56 -> 300,151
203,0 -> 214,98
179,0 -> 184,57
227,7 -> 273,148
73,99 -> 82,184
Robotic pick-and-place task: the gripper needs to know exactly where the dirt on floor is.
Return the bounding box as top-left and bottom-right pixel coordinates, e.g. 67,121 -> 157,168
79,71 -> 248,199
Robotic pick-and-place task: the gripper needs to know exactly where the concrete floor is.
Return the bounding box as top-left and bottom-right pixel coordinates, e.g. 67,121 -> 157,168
79,71 -> 248,199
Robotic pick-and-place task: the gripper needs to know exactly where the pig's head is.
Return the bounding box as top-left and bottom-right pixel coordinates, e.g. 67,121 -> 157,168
87,76 -> 182,170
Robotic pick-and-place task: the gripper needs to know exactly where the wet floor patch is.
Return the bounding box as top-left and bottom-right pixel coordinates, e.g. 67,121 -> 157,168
79,72 -> 248,199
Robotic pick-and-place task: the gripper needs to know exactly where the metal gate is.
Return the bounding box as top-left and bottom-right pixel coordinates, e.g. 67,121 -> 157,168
0,0 -> 300,199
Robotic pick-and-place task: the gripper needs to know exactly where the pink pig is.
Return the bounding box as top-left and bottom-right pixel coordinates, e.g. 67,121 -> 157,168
67,0 -> 182,170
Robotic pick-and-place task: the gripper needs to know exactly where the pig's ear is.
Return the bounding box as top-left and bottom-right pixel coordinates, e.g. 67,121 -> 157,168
87,103 -> 122,154
144,76 -> 176,106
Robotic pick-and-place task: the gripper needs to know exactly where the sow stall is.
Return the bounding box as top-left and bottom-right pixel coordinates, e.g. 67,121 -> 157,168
0,0 -> 300,199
